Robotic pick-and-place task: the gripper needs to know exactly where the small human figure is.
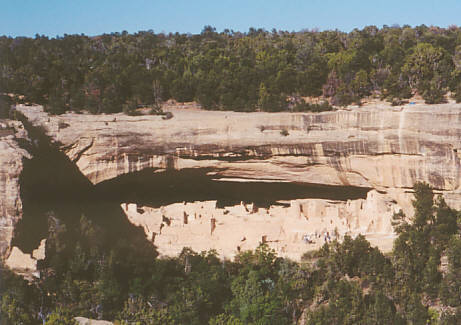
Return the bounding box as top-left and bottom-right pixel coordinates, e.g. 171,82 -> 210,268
303,234 -> 310,244
210,218 -> 216,235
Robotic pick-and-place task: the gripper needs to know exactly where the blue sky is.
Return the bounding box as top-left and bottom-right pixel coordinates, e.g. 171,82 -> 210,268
1,0 -> 460,37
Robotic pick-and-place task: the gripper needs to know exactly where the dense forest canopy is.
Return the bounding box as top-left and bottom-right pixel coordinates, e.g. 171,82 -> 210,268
1,182 -> 461,324
2,25 -> 461,115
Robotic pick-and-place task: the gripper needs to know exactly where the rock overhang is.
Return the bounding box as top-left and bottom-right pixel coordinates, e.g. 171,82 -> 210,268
1,103 -> 460,261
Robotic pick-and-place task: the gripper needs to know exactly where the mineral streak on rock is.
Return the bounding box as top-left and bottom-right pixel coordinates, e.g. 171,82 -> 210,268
16,104 -> 461,205
9,103 -> 461,256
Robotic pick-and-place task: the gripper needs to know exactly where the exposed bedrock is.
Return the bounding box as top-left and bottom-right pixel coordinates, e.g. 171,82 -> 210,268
6,103 -> 461,257
16,104 -> 461,212
0,120 -> 30,262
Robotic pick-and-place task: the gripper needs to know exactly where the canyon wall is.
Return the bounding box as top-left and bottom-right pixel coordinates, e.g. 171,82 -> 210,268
0,120 -> 30,261
16,104 -> 461,205
7,103 -> 461,258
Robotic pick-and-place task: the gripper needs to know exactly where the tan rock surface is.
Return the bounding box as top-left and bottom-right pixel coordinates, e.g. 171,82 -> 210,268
16,103 -> 461,206
0,120 -> 30,260
75,317 -> 113,325
124,189 -> 398,259
13,103 -> 461,257
5,246 -> 36,271
4,239 -> 46,277
32,238 -> 46,260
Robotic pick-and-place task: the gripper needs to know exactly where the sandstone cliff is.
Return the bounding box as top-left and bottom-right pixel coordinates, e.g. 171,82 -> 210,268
16,103 -> 461,206
10,103 -> 461,257
0,120 -> 30,261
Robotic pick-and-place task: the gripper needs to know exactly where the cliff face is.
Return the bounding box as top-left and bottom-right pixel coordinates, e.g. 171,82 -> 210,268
0,120 -> 30,260
9,103 -> 461,257
17,104 -> 461,207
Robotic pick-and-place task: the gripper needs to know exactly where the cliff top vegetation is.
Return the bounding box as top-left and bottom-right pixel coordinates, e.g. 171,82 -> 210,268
2,25 -> 461,116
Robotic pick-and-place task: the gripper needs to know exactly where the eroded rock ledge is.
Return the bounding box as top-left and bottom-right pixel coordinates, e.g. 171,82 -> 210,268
7,103 -> 461,257
16,104 -> 461,206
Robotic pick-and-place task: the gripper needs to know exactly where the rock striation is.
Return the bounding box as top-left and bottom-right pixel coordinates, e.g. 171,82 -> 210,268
16,104 -> 461,204
0,120 -> 30,261
10,103 -> 461,255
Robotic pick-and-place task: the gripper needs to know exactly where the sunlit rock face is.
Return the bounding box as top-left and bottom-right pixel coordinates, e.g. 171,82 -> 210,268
13,103 -> 461,255
4,239 -> 45,278
0,120 -> 30,260
123,189 -> 399,259
17,104 -> 461,205
74,317 -> 113,325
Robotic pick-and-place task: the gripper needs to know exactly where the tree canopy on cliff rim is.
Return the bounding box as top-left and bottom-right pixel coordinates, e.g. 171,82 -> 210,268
2,25 -> 461,115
